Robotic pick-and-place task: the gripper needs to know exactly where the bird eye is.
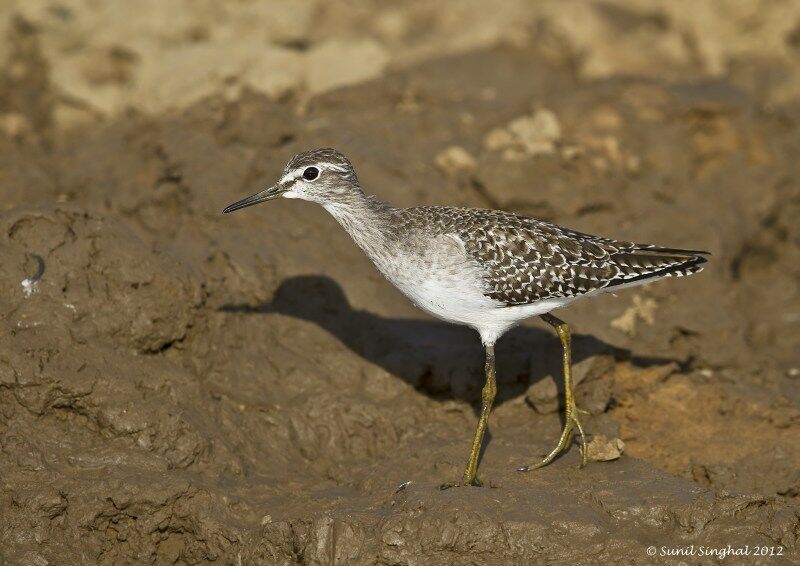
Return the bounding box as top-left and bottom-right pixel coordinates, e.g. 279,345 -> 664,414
303,166 -> 319,181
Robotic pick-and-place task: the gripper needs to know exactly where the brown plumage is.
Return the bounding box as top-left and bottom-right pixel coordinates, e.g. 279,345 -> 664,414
406,206 -> 708,306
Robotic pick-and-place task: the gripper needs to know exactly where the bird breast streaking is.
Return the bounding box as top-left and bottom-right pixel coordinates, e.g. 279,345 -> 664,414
223,147 -> 709,488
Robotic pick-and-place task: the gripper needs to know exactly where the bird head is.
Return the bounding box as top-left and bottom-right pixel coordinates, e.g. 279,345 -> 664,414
223,148 -> 361,213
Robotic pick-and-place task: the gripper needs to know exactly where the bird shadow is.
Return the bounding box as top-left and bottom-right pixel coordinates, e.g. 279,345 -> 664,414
220,275 -> 678,409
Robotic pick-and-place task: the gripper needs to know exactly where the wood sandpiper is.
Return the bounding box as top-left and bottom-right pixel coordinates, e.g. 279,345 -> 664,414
223,148 -> 708,487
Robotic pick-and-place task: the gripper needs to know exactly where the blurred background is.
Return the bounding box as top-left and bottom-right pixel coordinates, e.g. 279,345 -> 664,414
3,0 -> 800,131
1,1 -> 799,564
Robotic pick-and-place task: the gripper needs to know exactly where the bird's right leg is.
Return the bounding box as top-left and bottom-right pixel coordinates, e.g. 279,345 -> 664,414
441,342 -> 497,488
519,313 -> 588,471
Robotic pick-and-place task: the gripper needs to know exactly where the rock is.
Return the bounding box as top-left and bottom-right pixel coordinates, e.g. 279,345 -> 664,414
586,434 -> 625,462
527,355 -> 614,414
484,127 -> 515,151
526,375 -> 559,414
435,146 -> 477,177
575,356 -> 615,416
509,108 -> 562,155
578,378 -> 613,415
573,354 -> 615,385
484,107 -> 562,160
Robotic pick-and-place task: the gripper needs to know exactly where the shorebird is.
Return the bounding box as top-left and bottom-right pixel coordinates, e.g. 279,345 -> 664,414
223,148 -> 708,487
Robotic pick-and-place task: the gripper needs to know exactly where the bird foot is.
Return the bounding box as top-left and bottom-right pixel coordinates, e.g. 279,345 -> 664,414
439,477 -> 484,490
518,402 -> 589,472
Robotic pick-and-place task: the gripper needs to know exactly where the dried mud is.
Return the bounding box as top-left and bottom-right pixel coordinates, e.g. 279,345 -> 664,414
1,26 -> 800,566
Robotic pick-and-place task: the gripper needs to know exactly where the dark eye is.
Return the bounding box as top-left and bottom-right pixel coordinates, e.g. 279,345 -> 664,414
303,166 -> 319,181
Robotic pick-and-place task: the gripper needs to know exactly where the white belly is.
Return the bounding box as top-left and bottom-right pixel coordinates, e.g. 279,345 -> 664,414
375,246 -> 576,345
335,217 -> 575,344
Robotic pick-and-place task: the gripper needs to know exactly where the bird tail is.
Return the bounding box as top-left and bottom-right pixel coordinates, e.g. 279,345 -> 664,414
605,246 -> 709,290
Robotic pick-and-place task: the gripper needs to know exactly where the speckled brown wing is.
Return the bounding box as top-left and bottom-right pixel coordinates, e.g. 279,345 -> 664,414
413,207 -> 708,306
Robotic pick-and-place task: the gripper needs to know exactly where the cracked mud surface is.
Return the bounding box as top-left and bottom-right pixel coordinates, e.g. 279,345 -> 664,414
2,6 -> 800,565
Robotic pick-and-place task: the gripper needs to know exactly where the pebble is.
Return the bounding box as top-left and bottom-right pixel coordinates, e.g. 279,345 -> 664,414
435,146 -> 477,177
586,434 -> 625,462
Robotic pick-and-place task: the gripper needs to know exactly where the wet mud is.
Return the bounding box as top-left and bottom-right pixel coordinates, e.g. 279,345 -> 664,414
1,14 -> 799,565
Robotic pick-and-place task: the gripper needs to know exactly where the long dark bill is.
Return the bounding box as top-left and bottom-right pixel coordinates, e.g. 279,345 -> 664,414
223,184 -> 287,213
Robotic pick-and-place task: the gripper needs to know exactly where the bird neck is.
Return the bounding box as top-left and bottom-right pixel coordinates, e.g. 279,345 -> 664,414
322,190 -> 399,260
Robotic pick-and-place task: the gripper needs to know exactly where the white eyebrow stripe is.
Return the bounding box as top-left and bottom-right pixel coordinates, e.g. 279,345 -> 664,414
314,162 -> 348,173
282,161 -> 350,183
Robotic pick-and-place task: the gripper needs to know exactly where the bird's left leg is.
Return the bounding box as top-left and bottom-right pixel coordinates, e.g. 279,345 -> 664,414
519,313 -> 588,471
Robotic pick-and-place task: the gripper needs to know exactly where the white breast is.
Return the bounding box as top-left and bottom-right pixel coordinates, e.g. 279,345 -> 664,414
372,234 -> 577,344
325,205 -> 574,344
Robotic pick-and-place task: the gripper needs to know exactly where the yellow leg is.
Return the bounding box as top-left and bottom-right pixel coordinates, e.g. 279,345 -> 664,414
462,343 -> 497,485
519,314 -> 588,471
442,343 -> 497,488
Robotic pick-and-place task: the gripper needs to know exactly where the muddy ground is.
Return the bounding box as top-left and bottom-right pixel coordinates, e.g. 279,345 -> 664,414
2,3 -> 800,565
